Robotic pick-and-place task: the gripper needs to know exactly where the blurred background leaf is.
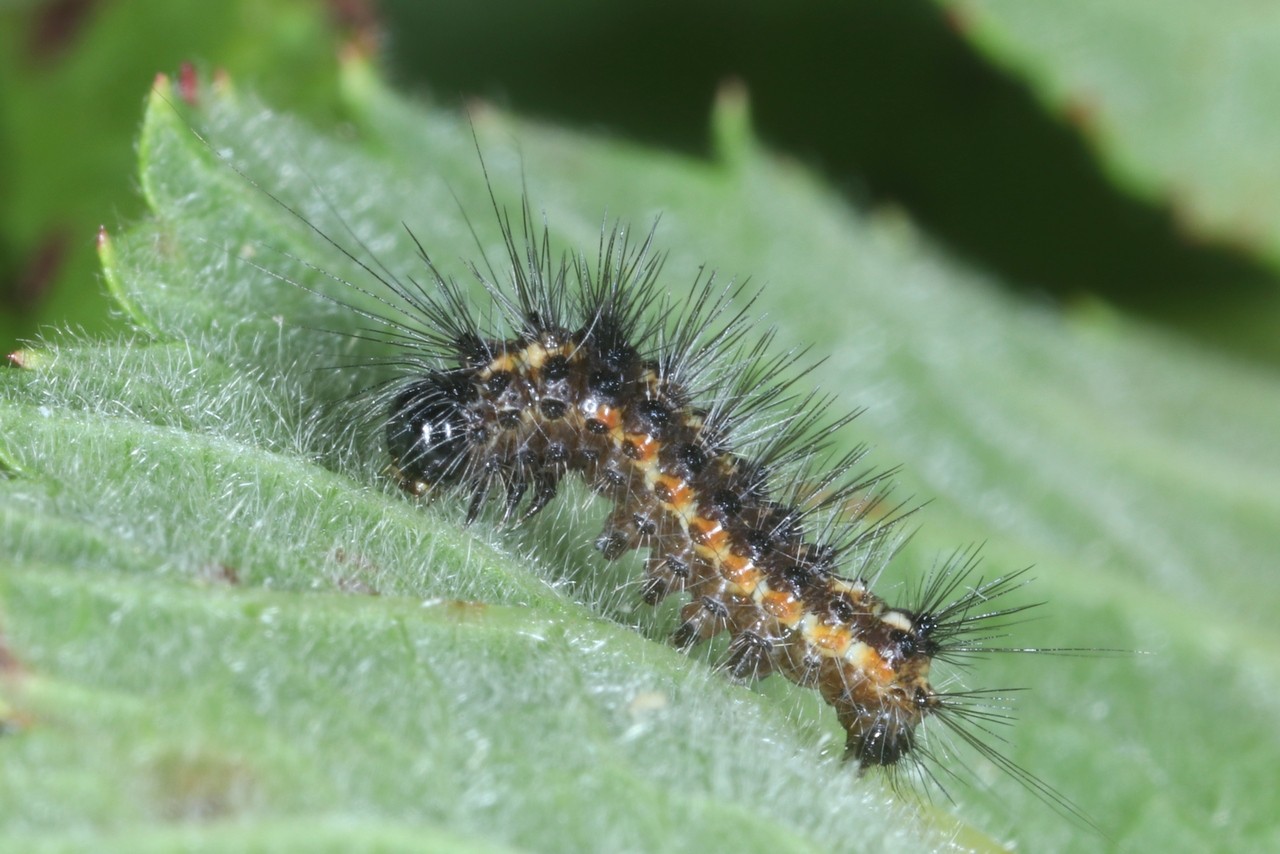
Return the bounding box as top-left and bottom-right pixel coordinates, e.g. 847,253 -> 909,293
6,1 -> 1280,361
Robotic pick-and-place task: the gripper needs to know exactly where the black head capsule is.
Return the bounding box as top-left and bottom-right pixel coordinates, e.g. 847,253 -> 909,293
386,373 -> 477,493
847,706 -> 918,767
841,608 -> 944,768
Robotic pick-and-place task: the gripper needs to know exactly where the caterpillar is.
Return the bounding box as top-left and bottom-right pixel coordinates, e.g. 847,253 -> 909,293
379,206 -> 1028,771
162,69 -> 1094,833
325,185 -> 1090,825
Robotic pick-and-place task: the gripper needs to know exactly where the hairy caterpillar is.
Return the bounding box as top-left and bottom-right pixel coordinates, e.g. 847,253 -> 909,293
380,209 -> 1031,771
160,67 -> 1097,836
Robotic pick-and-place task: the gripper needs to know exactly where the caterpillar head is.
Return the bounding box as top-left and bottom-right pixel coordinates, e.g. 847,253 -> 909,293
840,606 -> 944,768
841,563 -> 1036,773
386,373 -> 478,494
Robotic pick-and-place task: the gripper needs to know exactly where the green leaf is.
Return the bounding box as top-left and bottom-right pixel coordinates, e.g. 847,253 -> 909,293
3,63 -> 1279,852
0,0 -> 351,349
936,1 -> 1280,271
931,0 -> 1280,363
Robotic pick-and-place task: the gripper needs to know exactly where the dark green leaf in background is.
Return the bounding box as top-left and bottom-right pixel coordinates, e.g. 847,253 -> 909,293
934,0 -> 1280,361
379,0 -> 1280,366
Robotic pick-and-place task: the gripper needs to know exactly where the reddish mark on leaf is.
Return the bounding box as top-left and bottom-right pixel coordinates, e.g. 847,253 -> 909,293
444,600 -> 488,617
198,563 -> 241,586
179,61 -> 200,106
1063,92 -> 1101,137
329,0 -> 382,59
0,630 -> 27,679
8,229 -> 69,314
23,0 -> 100,65
940,2 -> 975,35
